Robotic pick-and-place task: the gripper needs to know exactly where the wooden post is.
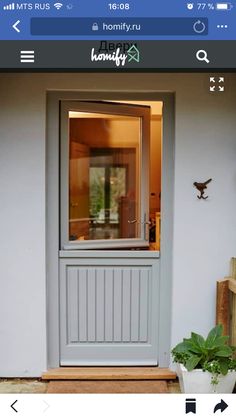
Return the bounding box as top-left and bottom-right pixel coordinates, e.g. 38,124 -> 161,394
230,257 -> 236,279
216,279 -> 230,336
229,259 -> 236,345
231,294 -> 236,346
216,259 -> 236,344
228,276 -> 236,346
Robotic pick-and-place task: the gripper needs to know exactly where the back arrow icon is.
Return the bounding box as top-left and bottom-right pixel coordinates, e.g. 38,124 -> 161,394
13,20 -> 20,33
10,400 -> 18,413
213,399 -> 228,414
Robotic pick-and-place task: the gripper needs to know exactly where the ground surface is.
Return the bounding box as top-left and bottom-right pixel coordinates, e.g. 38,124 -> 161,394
0,379 -> 181,394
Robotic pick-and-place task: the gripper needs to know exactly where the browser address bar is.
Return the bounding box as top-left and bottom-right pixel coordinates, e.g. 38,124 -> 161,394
31,18 -> 208,36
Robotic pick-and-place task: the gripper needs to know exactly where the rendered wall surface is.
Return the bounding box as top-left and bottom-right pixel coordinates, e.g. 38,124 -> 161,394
0,73 -> 236,376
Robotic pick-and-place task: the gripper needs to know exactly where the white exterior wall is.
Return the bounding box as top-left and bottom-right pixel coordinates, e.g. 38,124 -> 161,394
0,73 -> 236,376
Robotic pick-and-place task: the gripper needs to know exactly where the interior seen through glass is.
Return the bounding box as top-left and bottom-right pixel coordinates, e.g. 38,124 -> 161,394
69,112 -> 141,241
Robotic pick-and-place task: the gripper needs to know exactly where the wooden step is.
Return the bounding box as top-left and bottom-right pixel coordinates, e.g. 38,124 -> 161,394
47,380 -> 169,393
42,367 -> 176,381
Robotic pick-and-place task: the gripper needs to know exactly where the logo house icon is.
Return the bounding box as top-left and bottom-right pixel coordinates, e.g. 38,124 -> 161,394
127,45 -> 140,63
3,2 -> 15,10
54,2 -> 63,9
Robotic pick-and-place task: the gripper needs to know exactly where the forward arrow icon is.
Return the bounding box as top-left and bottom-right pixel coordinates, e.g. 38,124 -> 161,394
214,399 -> 228,414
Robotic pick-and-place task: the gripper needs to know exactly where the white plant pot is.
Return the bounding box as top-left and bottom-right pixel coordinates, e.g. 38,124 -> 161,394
177,364 -> 236,394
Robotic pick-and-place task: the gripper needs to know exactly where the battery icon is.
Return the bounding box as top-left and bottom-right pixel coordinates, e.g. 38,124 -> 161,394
216,3 -> 233,10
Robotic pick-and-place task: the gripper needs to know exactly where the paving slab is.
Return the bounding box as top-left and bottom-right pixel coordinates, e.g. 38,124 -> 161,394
0,379 -> 47,394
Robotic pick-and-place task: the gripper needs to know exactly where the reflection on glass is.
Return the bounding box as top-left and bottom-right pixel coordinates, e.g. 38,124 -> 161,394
69,112 -> 140,242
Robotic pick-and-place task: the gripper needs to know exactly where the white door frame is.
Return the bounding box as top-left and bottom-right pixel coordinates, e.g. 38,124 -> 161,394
46,90 -> 175,368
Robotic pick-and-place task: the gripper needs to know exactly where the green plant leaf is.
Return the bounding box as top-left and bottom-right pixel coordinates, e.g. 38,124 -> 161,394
172,342 -> 192,353
185,355 -> 202,371
214,347 -> 233,357
191,332 -> 205,347
173,340 -> 201,355
183,338 -> 204,354
206,325 -> 223,347
207,336 -> 229,349
219,359 -> 230,375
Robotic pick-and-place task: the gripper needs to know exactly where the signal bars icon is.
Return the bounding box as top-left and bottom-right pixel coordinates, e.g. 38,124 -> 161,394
3,2 -> 15,10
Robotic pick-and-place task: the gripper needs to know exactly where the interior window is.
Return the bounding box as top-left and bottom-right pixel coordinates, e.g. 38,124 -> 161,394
89,164 -> 127,240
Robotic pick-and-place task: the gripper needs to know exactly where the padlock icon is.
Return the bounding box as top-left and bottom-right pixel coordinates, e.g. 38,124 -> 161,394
92,22 -> 99,31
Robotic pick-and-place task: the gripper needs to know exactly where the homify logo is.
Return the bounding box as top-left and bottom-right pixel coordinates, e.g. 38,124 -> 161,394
91,42 -> 140,67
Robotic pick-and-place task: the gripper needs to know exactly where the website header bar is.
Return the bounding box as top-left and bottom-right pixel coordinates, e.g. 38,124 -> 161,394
0,41 -> 235,69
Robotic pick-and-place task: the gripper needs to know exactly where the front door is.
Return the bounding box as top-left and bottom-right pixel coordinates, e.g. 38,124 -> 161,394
59,101 -> 160,365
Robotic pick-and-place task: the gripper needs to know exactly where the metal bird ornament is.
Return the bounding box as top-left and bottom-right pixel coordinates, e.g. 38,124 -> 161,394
193,178 -> 212,200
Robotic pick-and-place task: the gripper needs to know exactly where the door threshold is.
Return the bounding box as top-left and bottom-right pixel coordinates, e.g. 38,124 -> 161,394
42,367 -> 176,381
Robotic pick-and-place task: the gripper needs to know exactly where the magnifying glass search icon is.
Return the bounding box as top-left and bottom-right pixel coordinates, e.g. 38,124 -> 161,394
196,49 -> 210,64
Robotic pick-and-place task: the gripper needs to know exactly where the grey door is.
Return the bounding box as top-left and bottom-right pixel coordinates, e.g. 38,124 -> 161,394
59,101 -> 160,365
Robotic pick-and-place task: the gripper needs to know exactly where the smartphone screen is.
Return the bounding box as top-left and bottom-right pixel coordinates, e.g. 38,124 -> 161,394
0,1 -> 236,417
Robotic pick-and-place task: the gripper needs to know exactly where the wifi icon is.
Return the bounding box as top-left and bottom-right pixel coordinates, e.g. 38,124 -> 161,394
54,2 -> 63,9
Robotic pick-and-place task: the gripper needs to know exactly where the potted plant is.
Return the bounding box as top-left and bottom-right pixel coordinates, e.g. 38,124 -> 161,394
172,324 -> 236,393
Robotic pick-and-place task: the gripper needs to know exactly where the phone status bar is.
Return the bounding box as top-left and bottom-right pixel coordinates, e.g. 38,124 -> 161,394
0,1 -> 236,40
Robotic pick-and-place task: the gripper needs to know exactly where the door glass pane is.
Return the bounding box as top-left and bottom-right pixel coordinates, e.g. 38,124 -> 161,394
69,111 -> 141,242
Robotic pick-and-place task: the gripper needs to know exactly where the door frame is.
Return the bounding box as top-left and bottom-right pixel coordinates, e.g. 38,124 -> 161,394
46,90 -> 175,368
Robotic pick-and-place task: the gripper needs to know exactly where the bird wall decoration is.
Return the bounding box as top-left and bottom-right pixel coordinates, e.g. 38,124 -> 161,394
193,178 -> 212,200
